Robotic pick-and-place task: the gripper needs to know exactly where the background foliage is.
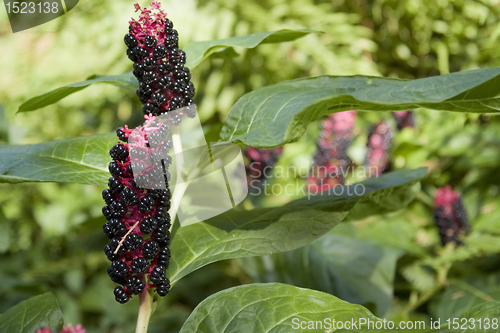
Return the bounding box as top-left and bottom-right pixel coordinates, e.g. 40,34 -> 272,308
1,0 -> 500,332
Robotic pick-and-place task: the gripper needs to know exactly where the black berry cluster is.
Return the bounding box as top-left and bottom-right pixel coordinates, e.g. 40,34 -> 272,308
244,147 -> 283,188
308,111 -> 356,191
103,122 -> 173,303
125,3 -> 195,116
100,3 -> 197,303
434,186 -> 470,245
392,110 -> 416,130
365,121 -> 392,177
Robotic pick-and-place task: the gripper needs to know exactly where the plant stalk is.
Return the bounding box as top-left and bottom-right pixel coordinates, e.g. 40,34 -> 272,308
135,289 -> 154,333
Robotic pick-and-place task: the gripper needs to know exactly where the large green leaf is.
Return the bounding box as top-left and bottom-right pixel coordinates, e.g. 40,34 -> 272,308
184,29 -> 318,68
167,168 -> 426,283
240,233 -> 402,317
0,133 -> 115,185
430,273 -> 500,322
220,67 -> 500,148
17,73 -> 137,113
179,283 -> 381,333
430,302 -> 500,333
0,292 -> 63,333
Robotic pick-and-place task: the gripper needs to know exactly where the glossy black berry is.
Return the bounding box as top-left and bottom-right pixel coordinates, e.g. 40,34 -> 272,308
153,45 -> 167,59
109,161 -> 123,178
172,67 -> 184,80
168,48 -> 179,62
147,132 -> 163,148
102,206 -> 113,220
138,196 -> 155,213
142,71 -> 157,85
124,33 -> 138,48
102,189 -> 115,205
124,233 -> 143,251
155,206 -> 168,219
140,217 -> 157,234
116,127 -> 128,142
183,67 -> 191,81
143,104 -> 160,116
105,238 -> 126,261
142,239 -> 159,259
127,48 -> 137,61
126,276 -> 145,295
111,219 -> 127,236
178,50 -> 186,64
157,62 -> 172,74
148,164 -> 165,181
171,95 -> 183,107
131,257 -> 149,274
158,193 -> 171,207
144,35 -> 157,48
108,177 -> 124,193
172,81 -> 183,94
108,260 -> 129,278
120,188 -> 139,206
151,92 -> 167,106
157,247 -> 171,267
114,286 -> 130,304
133,46 -> 148,58
133,62 -> 144,78
143,57 -> 157,71
139,81 -> 153,94
137,89 -> 150,104
110,144 -> 129,162
164,19 -> 173,31
156,281 -> 171,296
149,265 -> 166,284
155,214 -> 171,228
110,201 -> 127,218
135,174 -> 151,189
130,148 -> 148,161
164,36 -> 178,48
154,224 -> 170,243
129,161 -> 145,175
103,222 -> 114,239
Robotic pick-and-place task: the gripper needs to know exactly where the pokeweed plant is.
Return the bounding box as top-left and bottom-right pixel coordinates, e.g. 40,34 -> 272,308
2,1 -> 500,333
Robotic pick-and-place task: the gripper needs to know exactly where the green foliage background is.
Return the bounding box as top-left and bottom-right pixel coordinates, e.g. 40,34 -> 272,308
0,0 -> 500,332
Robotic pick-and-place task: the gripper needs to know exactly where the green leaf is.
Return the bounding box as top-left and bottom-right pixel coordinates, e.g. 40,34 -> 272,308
179,283 -> 381,333
430,301 -> 500,333
430,273 -> 500,322
240,233 -> 402,317
0,133 -> 115,185
0,208 -> 10,253
184,29 -> 319,68
0,105 -> 8,142
167,168 -> 426,283
0,292 -> 64,333
17,73 -> 137,113
220,68 -> 500,148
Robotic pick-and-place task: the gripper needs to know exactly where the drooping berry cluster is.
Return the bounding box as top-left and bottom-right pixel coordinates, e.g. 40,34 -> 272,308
125,2 -> 195,116
365,121 -> 392,177
307,111 -> 356,192
36,324 -> 86,333
433,186 -> 470,245
392,110 -> 416,130
103,116 -> 173,304
244,147 -> 283,186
